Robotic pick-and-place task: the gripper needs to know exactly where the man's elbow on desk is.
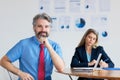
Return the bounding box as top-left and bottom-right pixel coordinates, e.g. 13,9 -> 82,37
56,64 -> 65,72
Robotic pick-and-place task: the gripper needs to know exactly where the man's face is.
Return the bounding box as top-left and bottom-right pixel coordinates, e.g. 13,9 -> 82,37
33,18 -> 51,39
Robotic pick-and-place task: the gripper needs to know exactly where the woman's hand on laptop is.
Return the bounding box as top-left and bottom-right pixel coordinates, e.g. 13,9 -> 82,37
99,60 -> 108,68
88,59 -> 97,66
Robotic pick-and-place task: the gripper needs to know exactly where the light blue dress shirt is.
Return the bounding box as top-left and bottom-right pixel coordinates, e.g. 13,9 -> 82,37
86,53 -> 91,62
6,36 -> 63,80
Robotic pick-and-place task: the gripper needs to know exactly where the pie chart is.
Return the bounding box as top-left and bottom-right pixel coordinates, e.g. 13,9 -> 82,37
75,18 -> 86,28
102,31 -> 108,37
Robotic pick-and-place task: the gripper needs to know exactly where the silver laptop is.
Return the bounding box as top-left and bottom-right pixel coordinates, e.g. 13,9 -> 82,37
72,53 -> 102,72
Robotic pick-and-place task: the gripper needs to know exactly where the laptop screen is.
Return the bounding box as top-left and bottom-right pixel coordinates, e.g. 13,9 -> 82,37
93,53 -> 102,70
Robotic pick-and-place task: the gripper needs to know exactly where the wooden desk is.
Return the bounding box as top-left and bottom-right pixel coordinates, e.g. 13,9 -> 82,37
57,68 -> 120,80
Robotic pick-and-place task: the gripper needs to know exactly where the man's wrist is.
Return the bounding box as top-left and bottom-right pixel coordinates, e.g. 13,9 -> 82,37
17,70 -> 22,76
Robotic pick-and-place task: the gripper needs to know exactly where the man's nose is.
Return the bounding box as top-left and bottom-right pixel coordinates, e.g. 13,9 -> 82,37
41,26 -> 46,31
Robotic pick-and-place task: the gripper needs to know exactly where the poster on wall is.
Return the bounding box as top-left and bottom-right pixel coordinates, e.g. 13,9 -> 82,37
39,0 -> 111,38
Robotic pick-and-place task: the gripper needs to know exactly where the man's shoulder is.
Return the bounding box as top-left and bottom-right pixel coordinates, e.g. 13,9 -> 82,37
21,36 -> 34,41
48,39 -> 60,46
19,36 -> 35,44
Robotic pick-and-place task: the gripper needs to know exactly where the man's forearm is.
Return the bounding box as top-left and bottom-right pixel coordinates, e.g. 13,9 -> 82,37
47,45 -> 65,72
1,56 -> 20,76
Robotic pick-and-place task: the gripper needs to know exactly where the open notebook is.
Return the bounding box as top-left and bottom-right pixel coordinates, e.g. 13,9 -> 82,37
72,53 -> 102,72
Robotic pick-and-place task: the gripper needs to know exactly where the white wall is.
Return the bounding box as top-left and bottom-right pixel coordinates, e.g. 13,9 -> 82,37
0,0 -> 120,80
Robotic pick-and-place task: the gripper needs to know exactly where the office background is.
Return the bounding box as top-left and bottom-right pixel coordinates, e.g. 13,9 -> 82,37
0,0 -> 120,80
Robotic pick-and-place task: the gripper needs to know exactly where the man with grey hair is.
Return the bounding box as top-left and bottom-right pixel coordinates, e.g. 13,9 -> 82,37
1,13 -> 65,80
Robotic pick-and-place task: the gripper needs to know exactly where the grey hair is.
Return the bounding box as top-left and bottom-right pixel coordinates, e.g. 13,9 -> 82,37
32,13 -> 52,26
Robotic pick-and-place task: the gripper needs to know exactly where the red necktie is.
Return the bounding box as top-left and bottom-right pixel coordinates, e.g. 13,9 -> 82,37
38,44 -> 45,80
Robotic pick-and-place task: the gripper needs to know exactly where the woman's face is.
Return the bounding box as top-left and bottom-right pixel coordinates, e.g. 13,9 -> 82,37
85,32 -> 97,47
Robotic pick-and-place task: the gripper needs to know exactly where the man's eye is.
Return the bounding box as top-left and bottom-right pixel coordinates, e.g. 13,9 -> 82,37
37,25 -> 42,27
45,25 -> 49,28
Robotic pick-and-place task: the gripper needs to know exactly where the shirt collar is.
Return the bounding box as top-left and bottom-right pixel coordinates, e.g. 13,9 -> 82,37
33,36 -> 40,46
